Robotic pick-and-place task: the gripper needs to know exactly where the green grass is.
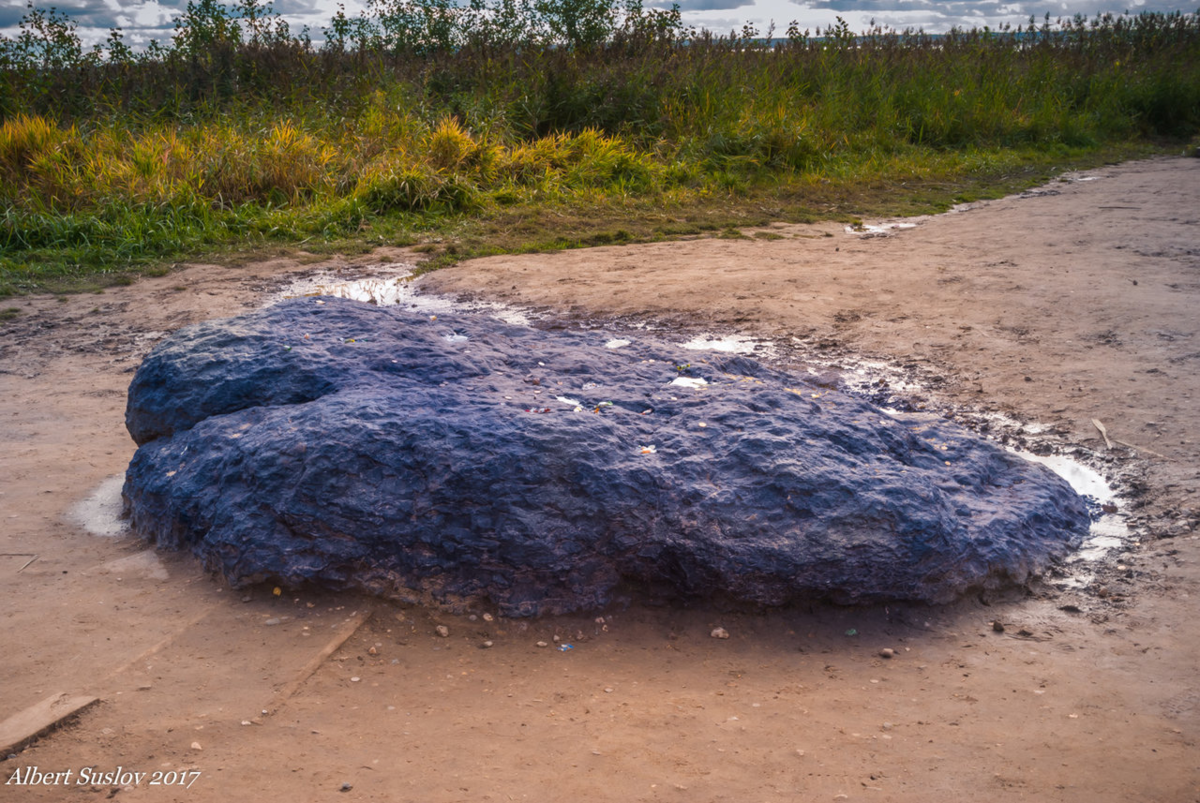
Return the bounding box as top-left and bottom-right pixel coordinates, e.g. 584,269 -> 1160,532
0,6 -> 1198,294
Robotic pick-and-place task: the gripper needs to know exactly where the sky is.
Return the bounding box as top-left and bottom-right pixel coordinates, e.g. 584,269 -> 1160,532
0,0 -> 1194,50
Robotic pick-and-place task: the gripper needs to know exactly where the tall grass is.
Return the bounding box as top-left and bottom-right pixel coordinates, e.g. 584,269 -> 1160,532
1,2 -> 1198,293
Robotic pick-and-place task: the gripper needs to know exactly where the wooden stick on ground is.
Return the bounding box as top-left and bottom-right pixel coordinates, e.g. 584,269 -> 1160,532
90,603 -> 223,693
0,693 -> 99,755
268,609 -> 373,714
1113,438 -> 1168,459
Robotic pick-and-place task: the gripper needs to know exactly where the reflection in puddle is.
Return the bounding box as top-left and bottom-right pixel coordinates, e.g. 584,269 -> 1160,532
275,264 -> 532,326
1015,451 -> 1111,501
1071,524 -> 1127,563
680,333 -> 767,355
842,203 -> 980,240
845,221 -> 919,237
834,357 -> 924,396
288,275 -> 411,306
1009,449 -> 1131,564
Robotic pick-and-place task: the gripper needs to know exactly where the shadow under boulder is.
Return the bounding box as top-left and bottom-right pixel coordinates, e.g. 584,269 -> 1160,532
122,297 -> 1090,616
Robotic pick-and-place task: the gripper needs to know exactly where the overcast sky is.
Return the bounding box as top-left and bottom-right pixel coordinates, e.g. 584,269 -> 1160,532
0,0 -> 1193,50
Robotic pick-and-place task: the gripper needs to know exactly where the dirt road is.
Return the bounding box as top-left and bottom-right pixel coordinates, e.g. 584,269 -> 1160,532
1,157 -> 1197,802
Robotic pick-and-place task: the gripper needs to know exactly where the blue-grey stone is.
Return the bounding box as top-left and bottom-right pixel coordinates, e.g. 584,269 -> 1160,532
122,297 -> 1090,615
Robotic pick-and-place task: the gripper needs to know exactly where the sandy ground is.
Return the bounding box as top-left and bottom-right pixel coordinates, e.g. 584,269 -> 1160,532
2,156 -> 1198,802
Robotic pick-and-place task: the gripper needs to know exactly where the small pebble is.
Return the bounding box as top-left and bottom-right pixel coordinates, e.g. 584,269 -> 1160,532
879,648 -> 895,659
265,618 -> 281,626
482,613 -> 495,622
368,646 -> 377,655
536,641 -> 549,648
992,621 -> 1005,633
350,677 -> 361,682
435,625 -> 450,638
481,640 -> 494,648
340,782 -> 353,792
711,627 -> 730,639
190,742 -> 202,751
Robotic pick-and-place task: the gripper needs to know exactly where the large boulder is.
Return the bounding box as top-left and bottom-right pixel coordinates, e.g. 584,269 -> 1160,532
123,297 -> 1090,615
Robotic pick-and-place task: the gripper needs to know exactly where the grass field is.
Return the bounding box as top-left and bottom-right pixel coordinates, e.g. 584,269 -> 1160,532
1,2 -> 1198,294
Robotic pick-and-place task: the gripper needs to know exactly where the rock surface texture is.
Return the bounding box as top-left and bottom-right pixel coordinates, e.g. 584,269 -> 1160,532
123,297 -> 1090,615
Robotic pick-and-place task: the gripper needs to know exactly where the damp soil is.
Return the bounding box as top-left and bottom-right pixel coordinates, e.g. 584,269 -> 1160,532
1,157 -> 1198,802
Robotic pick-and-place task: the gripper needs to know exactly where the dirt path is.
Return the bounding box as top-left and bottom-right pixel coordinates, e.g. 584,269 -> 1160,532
2,157 -> 1198,802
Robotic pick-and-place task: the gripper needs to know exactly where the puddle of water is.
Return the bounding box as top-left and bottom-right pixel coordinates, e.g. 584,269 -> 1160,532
69,475 -> 129,538
845,222 -> 918,237
1071,529 -> 1126,563
809,354 -> 924,396
1006,448 -> 1132,561
1013,451 -> 1112,502
845,179 -> 1097,243
838,204 -> 985,241
993,441 -> 1134,570
275,263 -> 533,327
679,333 -> 768,356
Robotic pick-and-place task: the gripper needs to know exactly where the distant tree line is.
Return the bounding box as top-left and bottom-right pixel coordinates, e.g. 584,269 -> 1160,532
2,0 -> 1198,133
